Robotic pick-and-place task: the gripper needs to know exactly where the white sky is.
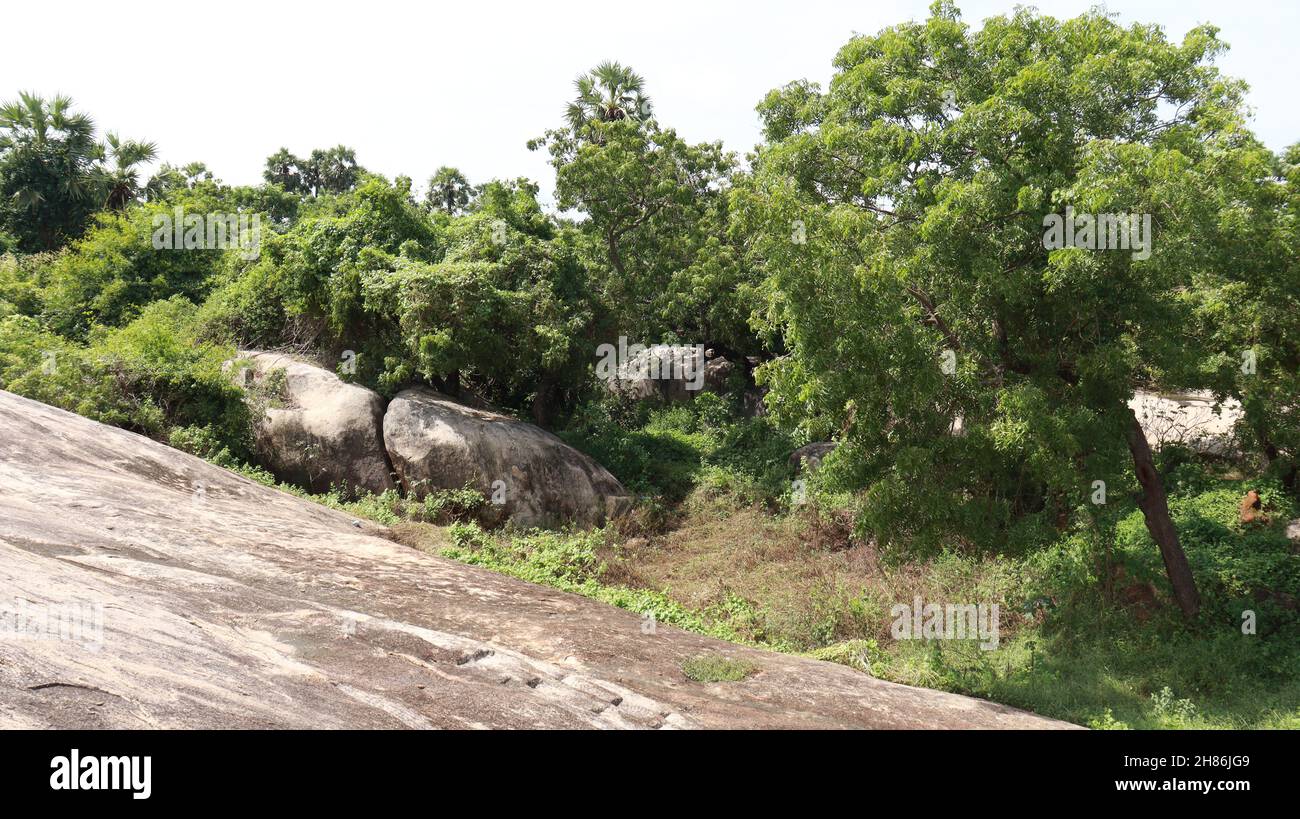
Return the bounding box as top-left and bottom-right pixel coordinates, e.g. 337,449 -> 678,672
4,0 -> 1296,207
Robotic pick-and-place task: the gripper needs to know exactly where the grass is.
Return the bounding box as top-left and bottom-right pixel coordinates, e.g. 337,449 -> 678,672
439,471 -> 1296,727
681,654 -> 759,683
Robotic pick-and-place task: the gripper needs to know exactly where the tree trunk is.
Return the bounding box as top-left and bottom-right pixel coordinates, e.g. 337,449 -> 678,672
531,381 -> 553,428
606,230 -> 626,277
1125,409 -> 1200,619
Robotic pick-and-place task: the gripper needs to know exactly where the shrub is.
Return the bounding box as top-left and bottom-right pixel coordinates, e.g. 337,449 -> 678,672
0,252 -> 52,318
39,207 -> 230,338
0,297 -> 251,458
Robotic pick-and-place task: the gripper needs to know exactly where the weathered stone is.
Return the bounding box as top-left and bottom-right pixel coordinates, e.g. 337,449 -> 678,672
604,344 -> 705,403
384,386 -> 631,528
703,356 -> 735,393
233,351 -> 393,495
1129,390 -> 1242,455
791,442 -> 837,474
0,389 -> 1074,728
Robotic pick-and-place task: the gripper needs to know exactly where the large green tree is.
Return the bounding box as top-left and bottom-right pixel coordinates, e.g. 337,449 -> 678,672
536,68 -> 761,359
740,2 -> 1261,618
1183,141 -> 1300,491
363,180 -> 599,423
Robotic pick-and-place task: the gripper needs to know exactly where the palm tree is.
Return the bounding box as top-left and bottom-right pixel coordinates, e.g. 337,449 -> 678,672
145,162 -> 212,202
309,145 -> 360,195
0,92 -> 102,248
181,161 -> 212,183
425,166 -> 472,214
564,61 -> 653,137
97,131 -> 158,209
0,92 -> 98,211
263,147 -> 305,193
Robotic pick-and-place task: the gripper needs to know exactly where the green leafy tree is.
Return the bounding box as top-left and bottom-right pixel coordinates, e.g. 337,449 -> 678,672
361,180 -> 599,422
1249,145 -> 1300,488
739,2 -> 1259,617
1183,142 -> 1300,491
539,113 -> 760,358
535,62 -> 762,359
202,176 -> 442,354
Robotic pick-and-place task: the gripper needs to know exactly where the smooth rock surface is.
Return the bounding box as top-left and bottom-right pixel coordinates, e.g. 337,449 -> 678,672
0,390 -> 1073,729
384,387 -> 632,529
233,351 -> 394,494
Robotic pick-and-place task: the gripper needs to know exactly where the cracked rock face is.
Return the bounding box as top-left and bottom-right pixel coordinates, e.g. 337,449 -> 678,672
0,389 -> 1074,729
234,351 -> 394,495
383,386 -> 632,529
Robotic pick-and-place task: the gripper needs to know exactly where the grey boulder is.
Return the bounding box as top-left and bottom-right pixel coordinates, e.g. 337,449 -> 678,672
790,442 -> 838,474
604,344 -> 706,403
232,351 -> 394,494
384,386 -> 631,528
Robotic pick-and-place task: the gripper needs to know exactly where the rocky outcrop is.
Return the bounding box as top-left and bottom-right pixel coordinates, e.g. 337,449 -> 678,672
1129,390 -> 1242,454
384,386 -> 632,529
232,351 -> 393,494
0,389 -> 1073,728
602,345 -> 769,417
703,355 -> 735,393
948,390 -> 1237,453
791,442 -> 837,474
604,344 -> 707,403
229,355 -> 626,529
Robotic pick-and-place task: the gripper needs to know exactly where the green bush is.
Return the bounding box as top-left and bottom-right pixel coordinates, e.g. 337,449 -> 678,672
0,296 -> 251,457
0,314 -> 133,422
1112,466 -> 1300,624
560,393 -> 794,506
39,207 -> 231,338
0,252 -> 51,318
